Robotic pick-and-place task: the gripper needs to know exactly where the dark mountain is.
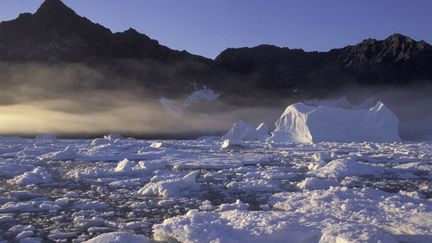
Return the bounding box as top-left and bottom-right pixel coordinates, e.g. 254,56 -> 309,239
335,34 -> 432,85
214,34 -> 432,95
0,0 -> 431,98
0,0 -> 208,63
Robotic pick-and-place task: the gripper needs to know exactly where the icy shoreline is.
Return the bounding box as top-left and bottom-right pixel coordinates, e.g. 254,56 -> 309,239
0,137 -> 431,242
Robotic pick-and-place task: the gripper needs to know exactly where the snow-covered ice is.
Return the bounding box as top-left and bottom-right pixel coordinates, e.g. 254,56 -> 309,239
0,136 -> 431,242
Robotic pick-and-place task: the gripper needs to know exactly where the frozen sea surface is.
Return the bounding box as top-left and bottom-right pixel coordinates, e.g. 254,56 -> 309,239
0,137 -> 431,242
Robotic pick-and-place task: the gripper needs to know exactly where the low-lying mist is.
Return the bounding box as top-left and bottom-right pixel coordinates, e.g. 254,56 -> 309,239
0,95 -> 282,138
0,62 -> 431,141
0,62 -> 284,137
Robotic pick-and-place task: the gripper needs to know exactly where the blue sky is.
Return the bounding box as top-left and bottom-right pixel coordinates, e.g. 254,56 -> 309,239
1,0 -> 431,58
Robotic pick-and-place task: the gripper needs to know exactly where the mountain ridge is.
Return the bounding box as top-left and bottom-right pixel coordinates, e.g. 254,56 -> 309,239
0,0 -> 431,97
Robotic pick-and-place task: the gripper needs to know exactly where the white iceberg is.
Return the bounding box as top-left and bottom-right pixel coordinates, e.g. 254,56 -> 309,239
267,101 -> 401,144
222,121 -> 269,141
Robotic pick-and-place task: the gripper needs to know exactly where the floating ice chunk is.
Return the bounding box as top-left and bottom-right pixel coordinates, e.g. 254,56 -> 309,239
138,171 -> 200,198
199,200 -> 215,211
226,178 -> 281,192
222,121 -> 270,141
91,138 -> 108,146
103,133 -> 123,142
0,200 -> 60,213
149,142 -> 163,149
267,101 -> 401,143
138,160 -> 165,171
9,225 -> 34,235
8,167 -> 52,186
38,146 -> 78,161
9,191 -> 42,200
216,199 -> 249,212
320,224 -> 398,243
48,232 -> 78,241
0,215 -> 14,223
73,201 -> 109,211
297,177 -> 339,190
153,209 -> 321,243
220,139 -> 245,150
55,198 -> 70,207
39,201 -> 61,211
16,231 -> 34,240
307,158 -> 386,179
83,232 -> 150,243
114,159 -> 136,173
120,220 -> 148,230
0,162 -> 34,178
18,237 -> 42,243
35,133 -> 57,140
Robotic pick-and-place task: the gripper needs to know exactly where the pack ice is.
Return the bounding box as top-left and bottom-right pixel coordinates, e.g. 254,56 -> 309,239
0,132 -> 431,242
267,100 -> 401,143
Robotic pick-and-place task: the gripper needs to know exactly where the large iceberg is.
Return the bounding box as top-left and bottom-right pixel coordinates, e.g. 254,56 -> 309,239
267,101 -> 401,144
